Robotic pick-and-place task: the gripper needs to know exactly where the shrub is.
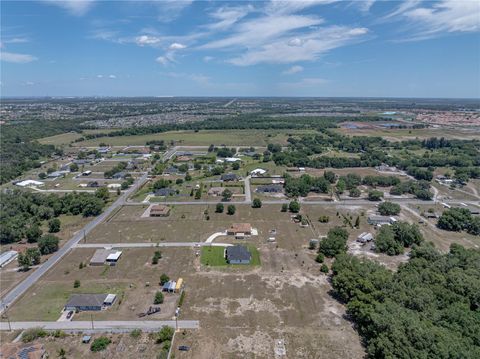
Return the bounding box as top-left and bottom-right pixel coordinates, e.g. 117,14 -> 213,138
368,190 -> 383,201
227,205 -> 236,215
160,273 -> 170,285
318,215 -> 329,223
73,279 -> 80,288
320,264 -> 329,273
90,336 -> 111,352
22,328 -> 48,343
315,253 -> 325,263
281,203 -> 288,212
215,203 -> 224,213
48,218 -> 61,233
130,329 -> 142,339
155,326 -> 174,344
154,291 -> 164,304
252,198 -> 262,208
289,200 -> 300,213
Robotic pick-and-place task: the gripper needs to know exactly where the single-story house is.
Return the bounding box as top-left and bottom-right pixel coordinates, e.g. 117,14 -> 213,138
0,342 -> 47,359
73,159 -> 90,165
64,293 -> 114,311
225,157 -> 242,163
98,147 -> 110,154
243,151 -> 257,157
112,171 -> 126,180
207,187 -> 224,196
367,215 -> 397,226
256,184 -> 283,193
155,188 -> 176,197
150,204 -> 171,217
250,168 -> 267,176
107,183 -> 121,189
221,173 -> 239,182
82,170 -> 92,176
15,180 -> 44,188
357,232 -> 374,243
225,245 -> 251,264
90,249 -> 122,266
164,167 -> 179,175
47,171 -> 67,178
227,223 -> 252,236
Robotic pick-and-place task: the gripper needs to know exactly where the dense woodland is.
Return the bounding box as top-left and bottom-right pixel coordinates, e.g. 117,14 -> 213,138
0,190 -> 108,244
0,119 -> 85,184
331,243 -> 480,358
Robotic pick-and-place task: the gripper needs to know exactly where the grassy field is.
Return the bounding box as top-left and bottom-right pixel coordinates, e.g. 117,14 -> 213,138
335,127 -> 480,141
73,129 -> 317,147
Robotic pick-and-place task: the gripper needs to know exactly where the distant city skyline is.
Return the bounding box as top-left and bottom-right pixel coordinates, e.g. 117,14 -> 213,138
1,0 -> 479,98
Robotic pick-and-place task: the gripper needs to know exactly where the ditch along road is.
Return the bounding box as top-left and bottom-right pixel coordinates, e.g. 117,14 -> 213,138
0,173 -> 149,315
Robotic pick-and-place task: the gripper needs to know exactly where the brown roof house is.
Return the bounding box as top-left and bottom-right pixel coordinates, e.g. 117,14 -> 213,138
150,204 -> 171,217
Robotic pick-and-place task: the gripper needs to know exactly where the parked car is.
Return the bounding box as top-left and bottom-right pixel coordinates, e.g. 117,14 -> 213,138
66,311 -> 74,319
178,345 -> 190,351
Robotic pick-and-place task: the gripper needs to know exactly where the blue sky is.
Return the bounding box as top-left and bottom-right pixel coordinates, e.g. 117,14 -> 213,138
1,0 -> 479,98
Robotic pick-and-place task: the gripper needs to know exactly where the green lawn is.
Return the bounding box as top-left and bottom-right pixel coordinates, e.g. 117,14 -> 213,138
200,245 -> 261,266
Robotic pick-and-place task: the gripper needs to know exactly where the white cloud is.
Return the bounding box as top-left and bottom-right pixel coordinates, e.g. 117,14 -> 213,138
358,0 -> 376,13
96,74 -> 103,78
282,65 -> 304,75
163,72 -> 211,85
135,35 -> 162,46
0,51 -> 37,63
265,0 -> 338,15
203,56 -> 214,62
381,0 -> 421,20
206,5 -> 254,31
404,0 -> 480,38
169,42 -> 186,50
25,81 -> 35,86
156,51 -> 176,66
42,0 -> 96,16
201,14 -> 324,49
156,0 -> 193,22
108,74 -> 116,79
229,26 -> 368,66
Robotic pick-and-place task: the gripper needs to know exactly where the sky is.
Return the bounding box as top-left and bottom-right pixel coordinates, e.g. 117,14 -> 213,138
1,0 -> 479,98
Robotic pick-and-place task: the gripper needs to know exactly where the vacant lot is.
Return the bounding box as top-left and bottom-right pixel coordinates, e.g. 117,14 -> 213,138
74,129 -> 316,147
335,127 -> 480,141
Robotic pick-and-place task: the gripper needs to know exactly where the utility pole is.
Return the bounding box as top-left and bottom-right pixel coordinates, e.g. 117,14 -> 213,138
90,314 -> 94,330
83,229 -> 86,243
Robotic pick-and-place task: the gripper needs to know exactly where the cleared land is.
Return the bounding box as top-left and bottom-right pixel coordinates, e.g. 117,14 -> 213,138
73,129 -> 316,147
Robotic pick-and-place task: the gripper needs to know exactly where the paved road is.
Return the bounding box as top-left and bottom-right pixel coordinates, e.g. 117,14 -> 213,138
124,198 -> 480,206
244,175 -> 252,203
75,242 -> 233,248
0,173 -> 149,314
0,320 -> 199,331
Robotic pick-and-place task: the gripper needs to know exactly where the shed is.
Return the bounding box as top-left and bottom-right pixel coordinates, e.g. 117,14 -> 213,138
175,278 -> 183,293
82,335 -> 92,344
106,251 -> 122,264
225,245 -> 251,264
367,215 -> 396,226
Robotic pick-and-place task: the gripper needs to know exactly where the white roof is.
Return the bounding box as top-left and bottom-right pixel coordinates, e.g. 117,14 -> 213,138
106,251 -> 122,261
16,180 -> 44,187
0,250 -> 18,266
104,294 -> 116,304
251,168 -> 266,175
107,183 -> 121,188
225,157 -> 241,162
83,170 -> 92,174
